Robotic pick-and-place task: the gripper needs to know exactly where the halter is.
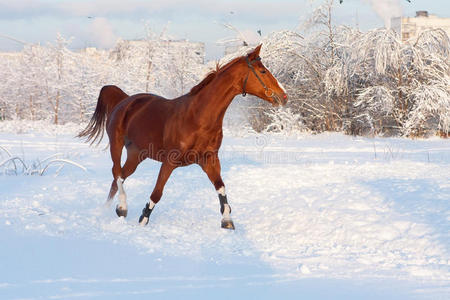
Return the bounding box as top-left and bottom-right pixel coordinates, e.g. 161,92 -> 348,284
242,56 -> 274,98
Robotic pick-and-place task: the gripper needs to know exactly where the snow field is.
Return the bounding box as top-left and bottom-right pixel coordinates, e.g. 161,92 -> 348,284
0,130 -> 449,298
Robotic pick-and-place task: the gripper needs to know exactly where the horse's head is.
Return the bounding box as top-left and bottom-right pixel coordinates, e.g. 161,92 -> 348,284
240,44 -> 288,106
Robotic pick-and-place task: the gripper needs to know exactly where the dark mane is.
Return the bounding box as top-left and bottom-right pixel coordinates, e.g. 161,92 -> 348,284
188,56 -> 243,96
189,71 -> 217,95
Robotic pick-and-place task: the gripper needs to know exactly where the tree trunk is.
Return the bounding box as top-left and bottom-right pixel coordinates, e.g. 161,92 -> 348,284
54,91 -> 60,125
145,60 -> 152,93
29,95 -> 34,121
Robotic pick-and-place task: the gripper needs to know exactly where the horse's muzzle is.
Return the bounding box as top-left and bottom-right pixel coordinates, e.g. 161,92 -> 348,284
272,93 -> 288,106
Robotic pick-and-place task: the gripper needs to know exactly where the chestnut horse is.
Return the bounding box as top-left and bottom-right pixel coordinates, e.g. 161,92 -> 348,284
78,45 -> 287,229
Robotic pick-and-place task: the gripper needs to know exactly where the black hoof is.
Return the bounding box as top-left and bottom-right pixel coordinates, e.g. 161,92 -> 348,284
221,219 -> 235,230
116,205 -> 128,218
139,215 -> 149,226
138,203 -> 152,226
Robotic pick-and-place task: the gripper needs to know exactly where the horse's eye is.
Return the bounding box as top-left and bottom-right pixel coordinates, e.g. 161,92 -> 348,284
260,69 -> 266,74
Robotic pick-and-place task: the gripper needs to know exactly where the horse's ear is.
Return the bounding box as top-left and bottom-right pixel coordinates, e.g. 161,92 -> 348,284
248,44 -> 262,60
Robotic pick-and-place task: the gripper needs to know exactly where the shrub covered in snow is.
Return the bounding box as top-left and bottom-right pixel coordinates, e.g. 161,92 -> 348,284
254,8 -> 450,137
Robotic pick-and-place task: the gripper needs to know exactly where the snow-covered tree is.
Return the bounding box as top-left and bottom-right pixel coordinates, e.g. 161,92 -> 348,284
253,0 -> 449,137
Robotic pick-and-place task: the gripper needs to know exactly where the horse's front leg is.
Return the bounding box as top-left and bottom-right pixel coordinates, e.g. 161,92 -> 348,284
139,161 -> 176,226
200,156 -> 235,230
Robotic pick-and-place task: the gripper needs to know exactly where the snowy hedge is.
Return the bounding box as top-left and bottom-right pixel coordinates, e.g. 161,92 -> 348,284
257,27 -> 450,137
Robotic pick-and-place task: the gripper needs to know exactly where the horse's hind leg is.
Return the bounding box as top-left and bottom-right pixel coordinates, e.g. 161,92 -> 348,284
105,133 -> 127,215
114,144 -> 141,217
106,179 -> 118,206
105,145 -> 122,207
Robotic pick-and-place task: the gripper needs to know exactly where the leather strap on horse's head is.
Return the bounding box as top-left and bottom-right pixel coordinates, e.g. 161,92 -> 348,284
242,56 -> 273,98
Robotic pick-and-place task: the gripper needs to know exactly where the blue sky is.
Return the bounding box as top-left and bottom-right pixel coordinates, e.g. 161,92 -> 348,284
0,0 -> 449,59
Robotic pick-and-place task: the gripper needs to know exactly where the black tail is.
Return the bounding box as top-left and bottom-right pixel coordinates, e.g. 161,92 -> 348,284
78,85 -> 128,145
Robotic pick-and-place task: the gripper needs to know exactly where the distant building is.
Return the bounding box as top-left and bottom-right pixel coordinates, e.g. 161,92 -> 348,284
0,51 -> 21,60
78,47 -> 109,59
80,47 -> 102,55
391,11 -> 450,42
110,39 -> 205,64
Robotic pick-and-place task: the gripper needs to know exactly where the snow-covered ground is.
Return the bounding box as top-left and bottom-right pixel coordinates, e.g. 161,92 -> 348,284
0,125 -> 449,299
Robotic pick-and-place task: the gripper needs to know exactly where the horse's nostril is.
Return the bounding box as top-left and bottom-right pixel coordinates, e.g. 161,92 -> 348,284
281,94 -> 288,105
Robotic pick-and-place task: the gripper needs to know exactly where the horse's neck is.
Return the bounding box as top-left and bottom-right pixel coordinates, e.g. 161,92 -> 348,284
188,70 -> 242,127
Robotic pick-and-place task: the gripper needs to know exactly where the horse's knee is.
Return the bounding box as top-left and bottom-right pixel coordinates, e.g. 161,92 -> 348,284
111,165 -> 121,178
214,180 -> 225,191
